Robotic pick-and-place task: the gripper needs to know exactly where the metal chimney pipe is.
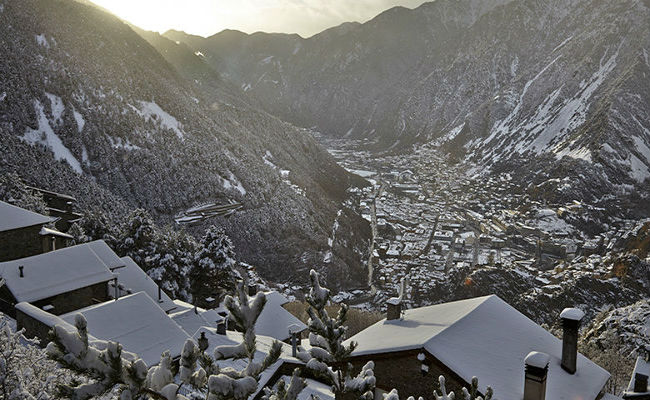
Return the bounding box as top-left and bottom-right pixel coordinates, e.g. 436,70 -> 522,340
114,277 -> 119,301
560,308 -> 584,374
19,266 -> 24,278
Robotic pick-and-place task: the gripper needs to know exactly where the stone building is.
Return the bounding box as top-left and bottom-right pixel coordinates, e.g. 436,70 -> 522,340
0,200 -> 56,262
344,295 -> 610,400
0,241 -> 116,317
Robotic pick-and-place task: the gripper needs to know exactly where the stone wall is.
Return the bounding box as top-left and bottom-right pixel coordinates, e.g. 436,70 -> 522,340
30,281 -> 110,315
346,349 -> 471,400
0,225 -> 44,262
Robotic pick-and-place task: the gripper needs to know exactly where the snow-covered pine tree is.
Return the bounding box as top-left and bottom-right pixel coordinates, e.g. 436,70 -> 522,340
146,227 -> 197,300
47,281 -> 302,400
0,316 -> 72,399
190,226 -> 237,307
67,222 -> 90,245
118,208 -> 158,266
297,269 -> 375,400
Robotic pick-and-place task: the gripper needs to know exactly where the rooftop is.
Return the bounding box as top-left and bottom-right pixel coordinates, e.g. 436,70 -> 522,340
61,292 -> 190,366
346,295 -> 610,400
0,241 -> 116,302
0,200 -> 54,232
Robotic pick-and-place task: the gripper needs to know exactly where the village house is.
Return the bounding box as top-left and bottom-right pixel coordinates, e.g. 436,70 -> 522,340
623,351 -> 650,400
0,200 -> 57,261
344,295 -> 610,400
26,186 -> 83,232
0,240 -> 117,317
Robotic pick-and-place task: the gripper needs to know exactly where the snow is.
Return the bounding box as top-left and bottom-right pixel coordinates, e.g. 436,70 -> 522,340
629,153 -> 650,183
35,34 -> 49,48
192,327 -> 300,398
170,308 -> 220,336
253,291 -> 307,341
626,355 -> 650,394
136,101 -> 185,140
73,109 -> 85,132
0,92 -> 6,102
0,241 -> 116,303
87,240 -> 127,270
222,171 -> 247,195
111,256 -> 175,313
107,135 -> 141,151
61,292 -> 190,367
39,226 -> 73,239
552,36 -> 573,53
22,100 -> 83,174
560,308 -> 585,321
263,151 -> 278,169
346,295 -> 610,400
15,302 -> 78,334
524,351 -> 550,368
45,93 -> 64,124
0,200 -> 54,232
279,376 -> 334,400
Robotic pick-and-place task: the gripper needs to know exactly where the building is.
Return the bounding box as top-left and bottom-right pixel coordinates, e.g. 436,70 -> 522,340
0,241 -> 116,317
110,256 -> 176,313
623,352 -> 650,399
344,295 -> 609,400
0,200 -> 56,261
26,186 -> 82,232
252,290 -> 307,342
59,292 -> 190,366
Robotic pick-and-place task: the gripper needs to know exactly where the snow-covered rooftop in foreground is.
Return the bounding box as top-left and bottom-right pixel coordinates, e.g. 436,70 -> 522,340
0,200 -> 54,232
61,292 -> 190,367
0,241 -> 116,302
111,256 -> 175,313
170,308 -> 220,337
346,295 -> 610,400
253,291 -> 307,341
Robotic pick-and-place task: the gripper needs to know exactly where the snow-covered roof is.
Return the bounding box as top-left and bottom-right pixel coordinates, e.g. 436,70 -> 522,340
346,295 -> 610,400
626,355 -> 650,394
0,242 -> 116,302
192,326 -> 302,399
87,240 -> 126,270
111,256 -> 175,313
61,292 -> 190,366
0,200 -> 54,232
39,226 -> 73,239
170,308 -> 219,336
253,291 -> 307,341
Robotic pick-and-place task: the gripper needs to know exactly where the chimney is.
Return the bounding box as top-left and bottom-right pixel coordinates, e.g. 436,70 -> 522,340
19,266 -> 24,278
524,351 -> 550,400
560,308 -> 584,374
386,297 -> 401,320
158,285 -> 162,303
248,283 -> 258,296
387,278 -> 406,320
216,321 -> 226,335
288,324 -> 301,358
634,373 -> 648,393
114,277 -> 119,301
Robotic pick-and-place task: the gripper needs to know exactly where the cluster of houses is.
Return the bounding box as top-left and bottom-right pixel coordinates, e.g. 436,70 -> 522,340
1,196 -> 648,399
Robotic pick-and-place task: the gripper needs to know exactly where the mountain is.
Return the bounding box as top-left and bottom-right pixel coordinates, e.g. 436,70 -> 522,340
164,0 -> 650,214
0,0 -> 371,288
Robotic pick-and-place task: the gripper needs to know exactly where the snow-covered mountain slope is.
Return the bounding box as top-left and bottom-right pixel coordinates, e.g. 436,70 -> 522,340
0,0 -> 370,287
165,0 -> 650,209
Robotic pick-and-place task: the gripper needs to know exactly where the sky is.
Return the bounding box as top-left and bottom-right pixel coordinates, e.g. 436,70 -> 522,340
89,0 -> 430,38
